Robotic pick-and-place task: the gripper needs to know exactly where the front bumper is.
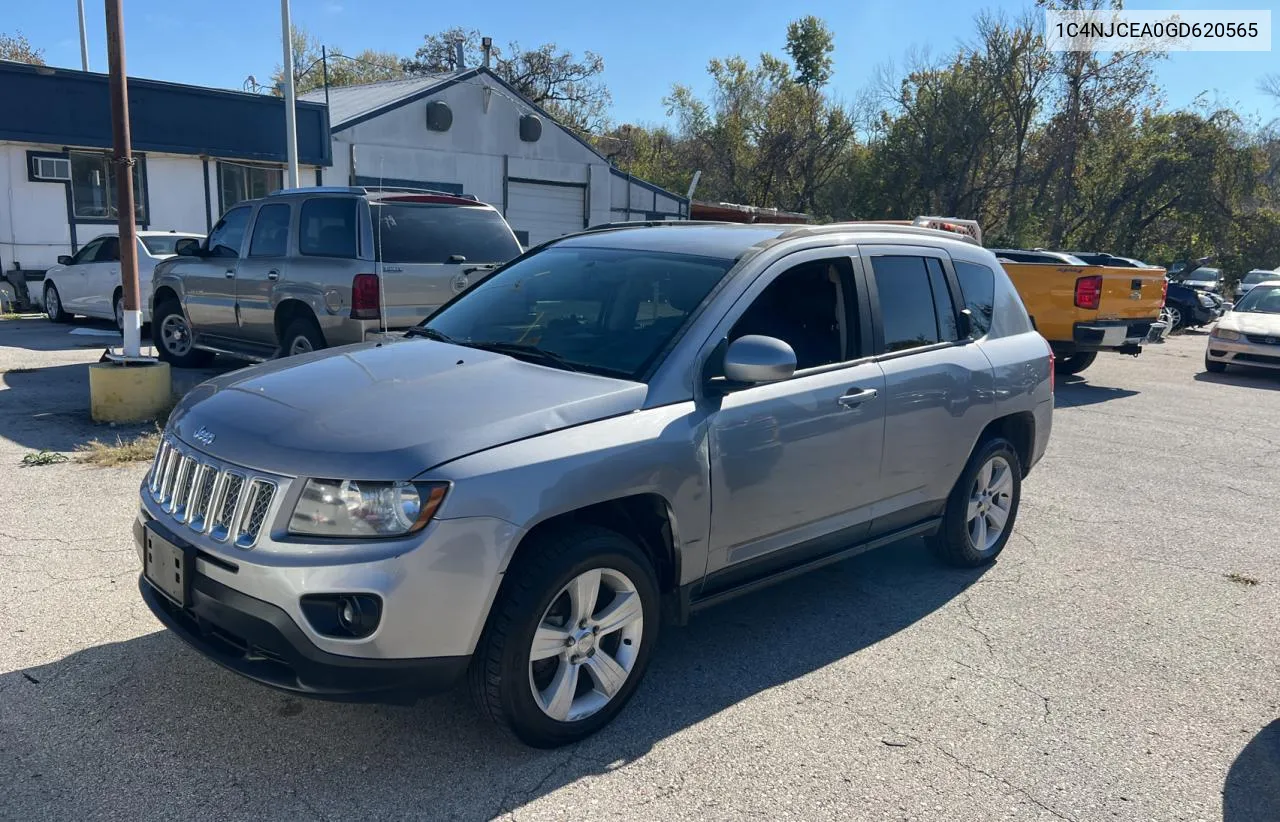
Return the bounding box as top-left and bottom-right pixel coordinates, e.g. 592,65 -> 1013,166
139,572 -> 468,700
1072,319 -> 1166,352
1205,336 -> 1280,370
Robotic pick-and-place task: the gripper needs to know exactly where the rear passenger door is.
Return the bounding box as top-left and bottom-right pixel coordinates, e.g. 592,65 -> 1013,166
860,247 -> 995,535
235,202 -> 292,346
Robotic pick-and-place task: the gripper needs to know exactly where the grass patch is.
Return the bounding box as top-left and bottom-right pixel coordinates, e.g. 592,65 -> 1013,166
77,430 -> 162,467
1,313 -> 22,320
21,450 -> 68,467
1225,572 -> 1260,587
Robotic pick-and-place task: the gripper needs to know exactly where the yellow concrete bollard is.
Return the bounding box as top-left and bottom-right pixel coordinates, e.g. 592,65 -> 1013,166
89,360 -> 172,423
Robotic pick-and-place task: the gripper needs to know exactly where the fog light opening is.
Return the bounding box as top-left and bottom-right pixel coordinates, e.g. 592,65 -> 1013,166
300,593 -> 383,639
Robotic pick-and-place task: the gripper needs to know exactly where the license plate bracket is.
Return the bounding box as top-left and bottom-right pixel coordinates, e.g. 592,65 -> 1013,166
143,526 -> 193,608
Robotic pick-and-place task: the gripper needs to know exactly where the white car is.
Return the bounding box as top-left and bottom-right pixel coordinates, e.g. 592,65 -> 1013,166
1234,268 -> 1280,300
43,231 -> 205,329
1205,280 -> 1280,373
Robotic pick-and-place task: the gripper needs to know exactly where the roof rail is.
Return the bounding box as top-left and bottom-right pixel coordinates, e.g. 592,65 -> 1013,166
265,185 -> 480,202
267,186 -> 365,197
364,186 -> 480,202
581,219 -> 729,232
776,220 -> 983,246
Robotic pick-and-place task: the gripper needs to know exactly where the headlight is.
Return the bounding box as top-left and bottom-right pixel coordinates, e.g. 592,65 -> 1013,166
1198,293 -> 1215,307
289,479 -> 448,538
1211,328 -> 1241,341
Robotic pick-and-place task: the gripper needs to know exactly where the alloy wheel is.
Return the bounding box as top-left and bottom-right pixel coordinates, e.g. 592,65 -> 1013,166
966,455 -> 1014,552
528,568 -> 644,723
1165,305 -> 1182,330
160,313 -> 193,357
114,297 -> 124,331
289,336 -> 314,355
46,287 -> 60,318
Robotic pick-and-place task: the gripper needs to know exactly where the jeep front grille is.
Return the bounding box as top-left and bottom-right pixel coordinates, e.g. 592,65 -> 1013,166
148,437 -> 277,548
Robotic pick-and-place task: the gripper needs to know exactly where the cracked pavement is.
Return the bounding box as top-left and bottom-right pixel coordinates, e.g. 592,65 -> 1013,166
2,318 -> 1278,820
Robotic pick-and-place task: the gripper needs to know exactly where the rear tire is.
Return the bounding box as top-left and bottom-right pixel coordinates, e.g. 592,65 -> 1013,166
468,524 -> 660,748
153,299 -> 214,368
1053,352 -> 1097,375
279,316 -> 326,357
44,283 -> 71,323
930,437 -> 1022,568
1204,356 -> 1227,374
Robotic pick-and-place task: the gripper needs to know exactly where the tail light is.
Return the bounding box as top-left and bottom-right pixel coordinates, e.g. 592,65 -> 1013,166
350,273 -> 380,320
1161,277 -> 1168,305
1074,275 -> 1103,310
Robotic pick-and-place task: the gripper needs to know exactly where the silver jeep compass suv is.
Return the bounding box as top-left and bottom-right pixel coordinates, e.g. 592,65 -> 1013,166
136,219 -> 1053,747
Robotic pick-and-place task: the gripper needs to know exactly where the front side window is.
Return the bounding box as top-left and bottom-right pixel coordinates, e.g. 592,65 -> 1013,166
729,258 -> 855,370
219,162 -> 283,210
70,152 -> 146,222
954,260 -> 995,337
70,237 -> 105,265
299,198 -> 358,258
372,203 -> 521,264
95,236 -> 121,263
249,204 -> 291,257
140,235 -> 201,257
424,246 -> 733,379
207,207 -> 252,258
871,255 -> 952,352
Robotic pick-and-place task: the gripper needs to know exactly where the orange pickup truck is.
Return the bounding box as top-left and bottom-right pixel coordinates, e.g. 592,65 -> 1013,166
897,219 -> 1168,376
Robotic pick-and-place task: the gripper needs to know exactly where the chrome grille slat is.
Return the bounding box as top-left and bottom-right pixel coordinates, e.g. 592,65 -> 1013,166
148,435 -> 279,549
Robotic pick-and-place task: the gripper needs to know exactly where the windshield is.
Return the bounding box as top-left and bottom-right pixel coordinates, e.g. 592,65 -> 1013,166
1234,284 -> 1280,314
141,235 -> 201,256
372,202 -> 521,264
422,245 -> 734,379
1244,271 -> 1280,285
1181,268 -> 1221,282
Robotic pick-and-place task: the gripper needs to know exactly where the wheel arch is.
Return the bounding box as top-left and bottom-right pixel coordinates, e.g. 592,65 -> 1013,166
274,299 -> 325,345
976,412 -> 1035,479
502,493 -> 684,623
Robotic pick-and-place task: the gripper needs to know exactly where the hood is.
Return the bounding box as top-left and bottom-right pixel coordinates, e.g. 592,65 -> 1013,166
170,339 -> 649,479
1218,311 -> 1280,337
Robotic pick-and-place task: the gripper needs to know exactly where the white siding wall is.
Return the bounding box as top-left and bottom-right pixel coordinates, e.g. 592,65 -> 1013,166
0,143 -> 73,271
130,154 -> 207,234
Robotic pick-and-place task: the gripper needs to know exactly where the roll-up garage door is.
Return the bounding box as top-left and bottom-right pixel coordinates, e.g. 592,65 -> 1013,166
506,180 -> 586,247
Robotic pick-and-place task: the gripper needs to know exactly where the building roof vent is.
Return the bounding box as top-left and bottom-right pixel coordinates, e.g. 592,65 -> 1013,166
519,113 -> 542,143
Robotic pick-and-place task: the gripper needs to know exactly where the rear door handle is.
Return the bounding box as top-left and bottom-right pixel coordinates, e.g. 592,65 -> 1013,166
224,269 -> 235,278
837,387 -> 879,409
266,270 -> 279,281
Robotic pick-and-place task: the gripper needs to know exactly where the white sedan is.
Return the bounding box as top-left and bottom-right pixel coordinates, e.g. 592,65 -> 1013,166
1205,280 -> 1280,373
43,231 -> 204,329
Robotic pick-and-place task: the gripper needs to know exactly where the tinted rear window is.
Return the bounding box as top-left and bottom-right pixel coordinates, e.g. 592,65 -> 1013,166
372,203 -> 521,264
140,235 -> 201,256
954,261 -> 995,337
299,198 -> 358,258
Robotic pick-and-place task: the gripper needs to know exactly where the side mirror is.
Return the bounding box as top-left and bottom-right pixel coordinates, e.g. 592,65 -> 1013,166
447,254 -> 467,264
57,255 -> 73,265
957,308 -> 974,339
174,238 -> 201,257
722,335 -> 797,385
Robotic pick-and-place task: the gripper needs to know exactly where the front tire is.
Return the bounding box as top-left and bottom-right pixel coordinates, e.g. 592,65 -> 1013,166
1204,356 -> 1227,374
44,283 -> 71,323
1054,352 -> 1097,376
930,437 -> 1022,567
153,299 -> 214,368
469,524 -> 660,748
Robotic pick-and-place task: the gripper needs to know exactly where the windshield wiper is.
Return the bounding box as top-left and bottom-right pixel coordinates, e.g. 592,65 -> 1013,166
404,326 -> 456,343
464,341 -> 583,372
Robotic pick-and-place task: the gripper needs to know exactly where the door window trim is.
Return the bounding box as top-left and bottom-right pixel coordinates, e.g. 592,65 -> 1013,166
695,247 -> 877,399
858,244 -> 971,360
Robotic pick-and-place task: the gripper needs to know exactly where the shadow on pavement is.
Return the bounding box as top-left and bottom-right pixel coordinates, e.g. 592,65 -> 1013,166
1223,719 -> 1280,821
1193,369 -> 1280,392
0,315 -> 131,354
1,360 -> 237,454
0,539 -> 985,819
1053,375 -> 1139,408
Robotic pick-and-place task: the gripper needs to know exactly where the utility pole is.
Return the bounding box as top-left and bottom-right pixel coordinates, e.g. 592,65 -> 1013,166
280,0 -> 300,188
77,0 -> 90,71
104,0 -> 141,358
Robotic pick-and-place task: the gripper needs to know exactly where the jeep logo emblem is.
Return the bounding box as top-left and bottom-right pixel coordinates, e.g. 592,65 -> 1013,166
192,426 -> 215,446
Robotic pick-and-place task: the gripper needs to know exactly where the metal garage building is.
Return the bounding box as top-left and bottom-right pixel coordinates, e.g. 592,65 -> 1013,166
302,65 -> 688,247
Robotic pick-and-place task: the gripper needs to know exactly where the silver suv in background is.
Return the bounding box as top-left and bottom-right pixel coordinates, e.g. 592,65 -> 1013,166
150,186 -> 522,367
137,220 -> 1053,747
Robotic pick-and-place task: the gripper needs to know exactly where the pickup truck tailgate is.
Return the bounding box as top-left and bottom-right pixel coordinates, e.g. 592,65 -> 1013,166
1096,265 -> 1167,320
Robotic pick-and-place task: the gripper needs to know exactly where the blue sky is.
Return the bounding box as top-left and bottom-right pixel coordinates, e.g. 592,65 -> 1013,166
9,0 -> 1278,127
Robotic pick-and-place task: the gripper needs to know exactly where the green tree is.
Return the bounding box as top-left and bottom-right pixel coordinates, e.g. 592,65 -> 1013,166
271,25 -> 404,94
0,30 -> 44,65
785,16 -> 834,88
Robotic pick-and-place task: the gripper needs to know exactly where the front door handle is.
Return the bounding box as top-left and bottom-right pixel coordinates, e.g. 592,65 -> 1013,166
266,270 -> 279,281
837,387 -> 879,409
224,269 -> 235,278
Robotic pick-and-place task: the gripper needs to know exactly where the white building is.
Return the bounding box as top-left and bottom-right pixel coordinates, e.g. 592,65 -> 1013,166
302,65 -> 688,247
0,61 -> 330,305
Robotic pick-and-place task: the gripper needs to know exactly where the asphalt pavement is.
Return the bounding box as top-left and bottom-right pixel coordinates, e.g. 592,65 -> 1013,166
1,316 -> 1277,821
